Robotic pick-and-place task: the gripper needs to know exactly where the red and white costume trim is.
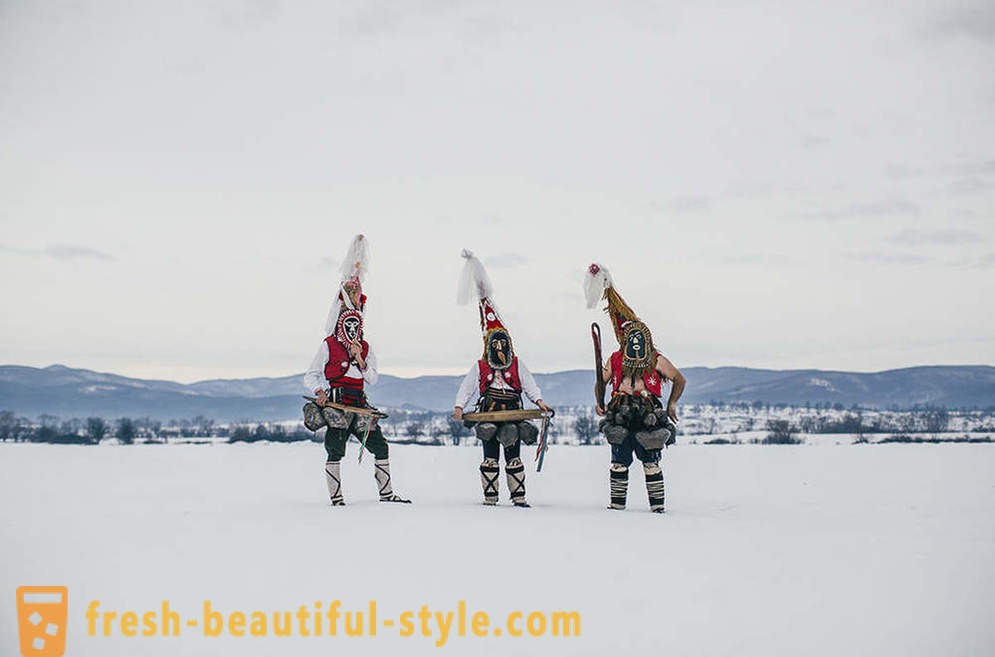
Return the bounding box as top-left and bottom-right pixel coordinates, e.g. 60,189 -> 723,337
454,357 -> 542,410
304,340 -> 378,393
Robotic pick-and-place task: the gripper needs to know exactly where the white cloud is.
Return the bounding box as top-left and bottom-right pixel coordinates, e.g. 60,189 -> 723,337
930,3 -> 995,43
891,230 -> 983,246
483,253 -> 528,269
802,200 -> 922,221
0,244 -> 113,261
45,244 -> 114,261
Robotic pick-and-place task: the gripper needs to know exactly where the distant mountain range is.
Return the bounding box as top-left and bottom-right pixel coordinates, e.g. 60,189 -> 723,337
1,364 -> 993,422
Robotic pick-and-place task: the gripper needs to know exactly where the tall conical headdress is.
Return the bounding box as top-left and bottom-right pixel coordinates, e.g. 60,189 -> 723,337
458,250 -> 514,369
324,234 -> 370,336
585,263 -> 655,380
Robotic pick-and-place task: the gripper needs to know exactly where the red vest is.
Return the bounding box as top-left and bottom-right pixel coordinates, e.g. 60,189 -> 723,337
324,336 -> 370,390
478,357 -> 522,395
609,350 -> 663,397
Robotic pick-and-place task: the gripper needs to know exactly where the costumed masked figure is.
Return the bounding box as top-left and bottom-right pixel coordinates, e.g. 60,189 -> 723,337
453,250 -> 551,507
584,263 -> 686,513
303,235 -> 410,506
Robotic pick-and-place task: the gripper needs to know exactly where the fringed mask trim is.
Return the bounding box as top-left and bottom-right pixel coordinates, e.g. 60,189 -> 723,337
484,327 -> 514,370
336,309 -> 363,346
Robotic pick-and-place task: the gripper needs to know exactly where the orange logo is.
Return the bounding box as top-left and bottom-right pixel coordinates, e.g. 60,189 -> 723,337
16,587 -> 68,657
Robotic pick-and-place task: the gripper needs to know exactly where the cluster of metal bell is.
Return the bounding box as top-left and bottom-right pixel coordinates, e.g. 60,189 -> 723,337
474,421 -> 539,446
601,399 -> 667,428
599,399 -> 672,446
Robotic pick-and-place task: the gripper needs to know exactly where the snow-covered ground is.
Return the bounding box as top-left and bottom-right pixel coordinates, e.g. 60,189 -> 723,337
3,443 -> 993,656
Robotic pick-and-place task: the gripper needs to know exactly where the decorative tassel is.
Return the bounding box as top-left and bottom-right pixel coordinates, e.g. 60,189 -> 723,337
604,287 -> 640,345
457,249 -> 495,307
584,263 -> 640,344
584,263 -> 613,308
339,234 -> 370,283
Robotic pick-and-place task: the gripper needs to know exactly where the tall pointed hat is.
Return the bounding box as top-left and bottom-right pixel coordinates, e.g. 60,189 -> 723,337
457,250 -> 515,370
324,235 -> 371,342
584,263 -> 656,380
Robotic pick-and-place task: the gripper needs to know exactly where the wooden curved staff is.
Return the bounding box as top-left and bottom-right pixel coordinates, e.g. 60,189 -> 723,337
461,408 -> 555,423
302,396 -> 389,419
592,322 -> 606,410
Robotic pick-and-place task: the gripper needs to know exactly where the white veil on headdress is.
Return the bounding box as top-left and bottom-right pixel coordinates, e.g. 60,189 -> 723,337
584,262 -> 655,378
457,249 -> 515,365
323,234 -> 370,336
457,249 -> 495,309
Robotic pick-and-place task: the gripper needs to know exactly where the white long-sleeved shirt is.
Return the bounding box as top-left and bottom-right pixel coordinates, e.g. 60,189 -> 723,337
303,340 -> 378,393
454,359 -> 542,410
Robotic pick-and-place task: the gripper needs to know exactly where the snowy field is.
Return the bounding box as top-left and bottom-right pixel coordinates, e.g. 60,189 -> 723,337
3,443 -> 994,656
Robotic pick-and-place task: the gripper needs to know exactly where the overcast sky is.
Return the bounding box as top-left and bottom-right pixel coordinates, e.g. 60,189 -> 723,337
1,0 -> 993,382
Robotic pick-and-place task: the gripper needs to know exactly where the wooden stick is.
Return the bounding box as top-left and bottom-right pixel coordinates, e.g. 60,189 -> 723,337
462,408 -> 554,423
592,322 -> 606,410
302,396 -> 388,419
535,415 -> 551,472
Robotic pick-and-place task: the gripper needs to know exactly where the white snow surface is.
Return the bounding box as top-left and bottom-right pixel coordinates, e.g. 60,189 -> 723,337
2,443 -> 994,656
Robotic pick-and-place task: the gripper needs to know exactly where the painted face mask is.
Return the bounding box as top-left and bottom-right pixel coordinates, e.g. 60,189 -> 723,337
621,321 -> 655,379
625,329 -> 646,361
485,328 -> 514,370
336,309 -> 363,345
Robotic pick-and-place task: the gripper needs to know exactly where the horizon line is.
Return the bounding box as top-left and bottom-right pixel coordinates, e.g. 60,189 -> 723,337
3,362 -> 992,386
